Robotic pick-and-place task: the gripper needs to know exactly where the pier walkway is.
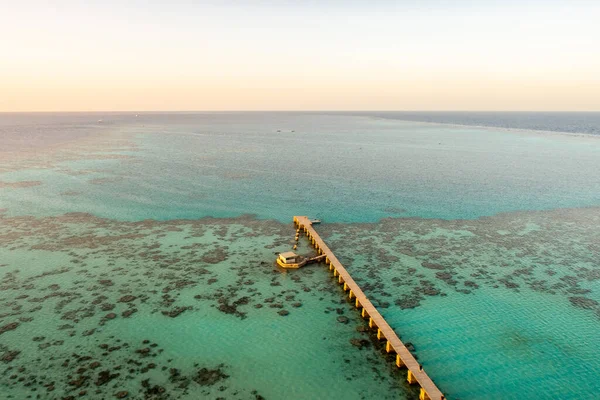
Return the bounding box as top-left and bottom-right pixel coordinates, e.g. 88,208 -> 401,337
294,216 -> 444,400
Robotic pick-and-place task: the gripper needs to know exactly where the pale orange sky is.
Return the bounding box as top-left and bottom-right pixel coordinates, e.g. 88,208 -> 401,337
1,1 -> 599,112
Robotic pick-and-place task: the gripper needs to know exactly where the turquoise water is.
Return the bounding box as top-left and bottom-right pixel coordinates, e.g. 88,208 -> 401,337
398,289 -> 600,399
1,112 -> 600,399
2,113 -> 599,222
319,209 -> 600,399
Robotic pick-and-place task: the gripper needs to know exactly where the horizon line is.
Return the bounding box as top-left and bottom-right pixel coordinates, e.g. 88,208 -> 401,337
1,110 -> 600,114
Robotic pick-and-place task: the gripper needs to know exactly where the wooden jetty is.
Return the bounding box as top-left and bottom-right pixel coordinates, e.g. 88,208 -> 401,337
293,216 -> 445,400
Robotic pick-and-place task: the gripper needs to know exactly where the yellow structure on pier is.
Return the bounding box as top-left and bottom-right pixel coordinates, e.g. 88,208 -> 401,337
293,216 -> 445,400
276,251 -> 327,269
277,251 -> 307,269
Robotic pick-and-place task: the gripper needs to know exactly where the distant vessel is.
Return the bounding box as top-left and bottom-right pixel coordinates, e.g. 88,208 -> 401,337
97,119 -> 103,123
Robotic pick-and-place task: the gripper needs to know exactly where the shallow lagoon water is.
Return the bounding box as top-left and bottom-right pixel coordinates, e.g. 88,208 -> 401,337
1,112 -> 600,399
319,208 -> 600,399
396,288 -> 600,399
0,215 -> 408,399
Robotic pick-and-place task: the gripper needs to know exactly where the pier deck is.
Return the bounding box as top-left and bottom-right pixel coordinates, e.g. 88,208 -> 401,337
294,216 -> 444,400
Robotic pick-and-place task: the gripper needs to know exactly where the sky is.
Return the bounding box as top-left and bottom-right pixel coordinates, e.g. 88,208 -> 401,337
1,0 -> 599,112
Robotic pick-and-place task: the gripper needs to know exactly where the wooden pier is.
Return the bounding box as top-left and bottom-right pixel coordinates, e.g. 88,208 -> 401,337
294,216 -> 445,400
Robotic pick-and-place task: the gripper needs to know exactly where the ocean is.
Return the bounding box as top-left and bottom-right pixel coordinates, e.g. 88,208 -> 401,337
1,112 -> 599,399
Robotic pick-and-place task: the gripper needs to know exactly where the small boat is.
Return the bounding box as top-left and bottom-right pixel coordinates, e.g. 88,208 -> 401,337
309,219 -> 321,224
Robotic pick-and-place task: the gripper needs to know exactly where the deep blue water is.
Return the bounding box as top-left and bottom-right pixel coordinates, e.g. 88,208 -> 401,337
349,111 -> 600,136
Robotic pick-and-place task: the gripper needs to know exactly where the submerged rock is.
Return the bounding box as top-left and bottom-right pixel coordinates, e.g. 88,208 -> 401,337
100,303 -> 115,311
349,338 -> 371,350
121,309 -> 137,318
217,303 -> 237,315
145,384 -> 166,395
118,295 -> 137,303
421,262 -> 446,270
395,297 -> 421,309
95,370 -> 119,386
135,347 -> 151,356
0,322 -> 19,335
68,375 -> 88,388
234,296 -> 250,306
569,296 -> 599,310
161,306 -> 189,318
193,367 -> 229,386
0,350 -> 20,363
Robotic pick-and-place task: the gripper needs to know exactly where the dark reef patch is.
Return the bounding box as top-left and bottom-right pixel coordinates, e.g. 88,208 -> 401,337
569,296 -> 599,310
0,322 -> 19,335
193,365 -> 229,386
